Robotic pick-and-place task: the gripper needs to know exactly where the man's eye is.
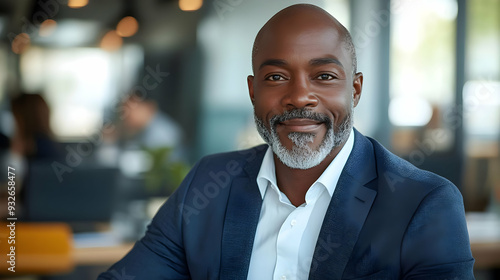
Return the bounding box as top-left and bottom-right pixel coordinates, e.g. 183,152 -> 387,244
317,74 -> 335,80
266,74 -> 285,81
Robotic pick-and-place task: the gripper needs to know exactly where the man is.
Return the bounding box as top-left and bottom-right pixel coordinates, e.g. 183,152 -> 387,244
120,92 -> 182,150
100,4 -> 474,279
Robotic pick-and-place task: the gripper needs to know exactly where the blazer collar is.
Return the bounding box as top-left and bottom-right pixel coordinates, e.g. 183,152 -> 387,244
220,145 -> 267,280
309,129 -> 378,279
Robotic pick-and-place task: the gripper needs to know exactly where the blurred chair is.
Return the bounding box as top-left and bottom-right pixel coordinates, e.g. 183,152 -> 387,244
0,223 -> 73,275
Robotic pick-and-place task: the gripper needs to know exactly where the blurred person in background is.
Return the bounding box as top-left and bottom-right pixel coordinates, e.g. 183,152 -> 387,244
0,130 -> 10,169
119,91 -> 182,152
0,115 -> 11,220
2,93 -> 62,218
0,132 -> 8,151
10,93 -> 61,160
101,90 -> 187,198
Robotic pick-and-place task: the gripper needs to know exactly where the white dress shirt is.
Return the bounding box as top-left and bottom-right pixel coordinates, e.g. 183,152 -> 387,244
247,129 -> 355,280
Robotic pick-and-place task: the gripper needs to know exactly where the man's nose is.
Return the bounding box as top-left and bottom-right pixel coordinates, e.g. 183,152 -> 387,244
282,76 -> 319,110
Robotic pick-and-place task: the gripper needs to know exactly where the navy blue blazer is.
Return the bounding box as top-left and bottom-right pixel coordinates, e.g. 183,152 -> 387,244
99,129 -> 474,279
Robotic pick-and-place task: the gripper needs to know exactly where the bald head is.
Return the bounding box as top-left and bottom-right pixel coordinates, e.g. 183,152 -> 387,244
251,4 -> 357,76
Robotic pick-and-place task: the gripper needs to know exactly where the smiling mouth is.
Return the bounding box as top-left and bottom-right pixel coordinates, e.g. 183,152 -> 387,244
278,118 -> 324,132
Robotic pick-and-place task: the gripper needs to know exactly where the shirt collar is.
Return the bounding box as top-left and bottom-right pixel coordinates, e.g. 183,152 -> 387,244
256,128 -> 355,199
256,147 -> 277,199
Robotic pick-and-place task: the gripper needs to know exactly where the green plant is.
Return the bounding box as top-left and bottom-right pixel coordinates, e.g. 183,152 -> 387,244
142,146 -> 190,195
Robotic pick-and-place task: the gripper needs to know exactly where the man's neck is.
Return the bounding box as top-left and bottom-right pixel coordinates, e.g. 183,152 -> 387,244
273,143 -> 345,207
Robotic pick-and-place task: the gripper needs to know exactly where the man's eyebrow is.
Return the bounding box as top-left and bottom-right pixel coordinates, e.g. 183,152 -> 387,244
310,57 -> 344,68
258,59 -> 287,70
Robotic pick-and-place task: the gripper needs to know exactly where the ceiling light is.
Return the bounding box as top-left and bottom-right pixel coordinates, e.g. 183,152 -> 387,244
179,0 -> 203,11
68,0 -> 89,9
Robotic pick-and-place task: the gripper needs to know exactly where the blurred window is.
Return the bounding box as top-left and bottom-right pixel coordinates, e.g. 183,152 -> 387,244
464,0 -> 500,145
462,0 -> 500,211
460,0 -> 499,211
389,0 -> 458,154
20,46 -> 143,140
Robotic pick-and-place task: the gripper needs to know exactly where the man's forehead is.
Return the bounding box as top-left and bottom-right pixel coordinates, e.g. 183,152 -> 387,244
264,4 -> 340,28
252,4 -> 351,72
259,25 -> 344,49
257,5 -> 345,41
255,26 -> 349,68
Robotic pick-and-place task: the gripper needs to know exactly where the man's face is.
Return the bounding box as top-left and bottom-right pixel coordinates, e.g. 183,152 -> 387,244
248,22 -> 362,169
122,99 -> 154,131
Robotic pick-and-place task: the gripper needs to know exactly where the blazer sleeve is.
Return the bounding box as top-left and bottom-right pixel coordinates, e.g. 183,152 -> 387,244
98,161 -> 201,280
400,182 -> 475,280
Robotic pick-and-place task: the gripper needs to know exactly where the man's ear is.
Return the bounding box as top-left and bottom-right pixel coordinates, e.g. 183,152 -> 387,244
247,75 -> 255,105
353,72 -> 363,107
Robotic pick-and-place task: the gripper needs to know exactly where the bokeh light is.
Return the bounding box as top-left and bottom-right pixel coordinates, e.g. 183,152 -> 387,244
116,16 -> 139,37
39,19 -> 58,37
11,33 -> 31,54
179,0 -> 203,11
68,0 -> 89,9
100,30 -> 123,51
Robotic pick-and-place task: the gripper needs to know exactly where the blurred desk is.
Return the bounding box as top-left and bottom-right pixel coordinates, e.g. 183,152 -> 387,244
72,242 -> 500,271
71,241 -> 500,269
467,212 -> 500,270
69,213 -> 500,269
72,231 -> 134,266
471,242 -> 500,269
73,243 -> 134,266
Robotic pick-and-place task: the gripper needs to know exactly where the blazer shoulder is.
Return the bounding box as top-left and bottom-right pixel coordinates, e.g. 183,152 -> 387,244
197,144 -> 268,170
366,137 -> 458,195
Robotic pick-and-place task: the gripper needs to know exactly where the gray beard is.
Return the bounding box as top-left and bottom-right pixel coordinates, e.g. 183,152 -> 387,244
254,103 -> 353,170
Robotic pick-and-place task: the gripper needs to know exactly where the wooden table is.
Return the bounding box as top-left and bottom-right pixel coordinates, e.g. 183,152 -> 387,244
71,241 -> 500,270
73,243 -> 134,266
471,241 -> 500,269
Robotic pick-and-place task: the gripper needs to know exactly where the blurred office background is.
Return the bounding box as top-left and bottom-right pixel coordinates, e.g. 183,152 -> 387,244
0,0 -> 498,279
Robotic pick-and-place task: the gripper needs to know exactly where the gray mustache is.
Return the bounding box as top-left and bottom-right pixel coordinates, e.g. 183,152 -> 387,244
270,108 -> 332,128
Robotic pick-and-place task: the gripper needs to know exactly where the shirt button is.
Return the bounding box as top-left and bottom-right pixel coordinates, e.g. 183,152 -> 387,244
290,219 -> 297,226
281,276 -> 287,280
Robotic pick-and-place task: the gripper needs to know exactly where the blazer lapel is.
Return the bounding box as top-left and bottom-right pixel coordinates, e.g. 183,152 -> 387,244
309,130 -> 378,279
220,147 -> 265,280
